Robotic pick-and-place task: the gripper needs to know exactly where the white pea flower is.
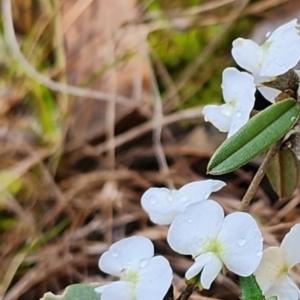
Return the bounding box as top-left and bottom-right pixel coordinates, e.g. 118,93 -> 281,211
167,200 -> 263,289
141,180 -> 225,225
95,236 -> 173,300
254,224 -> 300,300
232,19 -> 300,102
203,67 -> 256,137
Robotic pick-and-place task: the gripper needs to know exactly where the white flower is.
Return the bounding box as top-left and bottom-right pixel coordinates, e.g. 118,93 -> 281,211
95,236 -> 173,300
232,19 -> 300,102
232,19 -> 300,77
203,67 -> 256,137
254,224 -> 300,300
167,200 -> 263,289
141,180 -> 225,225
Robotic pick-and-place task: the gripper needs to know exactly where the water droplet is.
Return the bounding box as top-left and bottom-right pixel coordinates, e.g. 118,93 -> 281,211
127,260 -> 132,267
188,218 -> 192,223
111,250 -> 118,257
256,251 -> 263,257
149,196 -> 157,205
139,259 -> 149,268
236,111 -> 242,118
291,116 -> 297,123
237,238 -> 246,247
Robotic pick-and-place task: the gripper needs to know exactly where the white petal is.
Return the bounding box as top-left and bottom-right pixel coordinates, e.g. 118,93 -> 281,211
167,201 -> 224,257
202,104 -> 232,133
281,224 -> 300,268
176,180 -> 226,207
231,38 -> 260,74
264,275 -> 300,300
136,256 -> 173,300
261,20 -> 300,76
185,252 -> 213,280
94,284 -> 109,294
221,68 -> 256,137
141,187 -> 177,225
218,212 -> 263,276
185,253 -> 222,289
221,68 -> 255,104
200,254 -> 223,289
254,247 -> 286,294
267,19 -> 299,42
99,281 -> 135,300
257,86 -> 280,103
99,236 -> 154,276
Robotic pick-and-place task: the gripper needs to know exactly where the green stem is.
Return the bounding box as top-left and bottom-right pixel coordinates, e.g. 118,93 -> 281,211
176,284 -> 195,300
239,142 -> 280,211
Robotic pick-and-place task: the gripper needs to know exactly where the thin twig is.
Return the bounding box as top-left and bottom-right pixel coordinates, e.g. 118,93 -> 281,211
80,107 -> 203,156
1,0 -> 135,107
162,0 -> 250,111
239,142 -> 280,211
176,284 -> 195,300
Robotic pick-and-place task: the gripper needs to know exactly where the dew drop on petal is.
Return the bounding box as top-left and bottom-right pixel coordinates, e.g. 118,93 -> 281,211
237,238 -> 246,247
127,260 -> 132,267
236,111 -> 243,118
139,259 -> 149,269
256,251 -> 263,257
188,218 -> 192,223
149,196 -> 157,205
111,250 -> 118,257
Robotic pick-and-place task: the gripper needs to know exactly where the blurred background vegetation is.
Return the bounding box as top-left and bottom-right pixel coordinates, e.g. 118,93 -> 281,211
0,0 -> 299,299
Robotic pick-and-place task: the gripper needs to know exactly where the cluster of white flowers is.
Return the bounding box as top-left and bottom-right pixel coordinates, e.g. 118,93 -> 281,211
203,19 -> 300,137
94,19 -> 300,300
95,180 -> 300,300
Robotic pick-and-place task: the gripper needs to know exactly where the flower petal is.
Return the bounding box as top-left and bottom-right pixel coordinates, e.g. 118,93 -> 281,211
231,38 -> 260,74
185,252 -> 213,280
202,104 -> 232,133
281,224 -> 300,268
99,236 -> 154,276
185,253 -> 222,289
167,201 -> 224,257
257,86 -> 280,103
136,256 -> 173,300
218,212 -> 263,276
221,68 -> 255,104
200,254 -> 223,289
260,20 -> 300,76
264,275 -> 300,300
176,180 -> 226,207
267,19 -> 298,42
254,247 -> 286,294
221,68 -> 256,137
98,281 -> 134,300
141,187 -> 177,225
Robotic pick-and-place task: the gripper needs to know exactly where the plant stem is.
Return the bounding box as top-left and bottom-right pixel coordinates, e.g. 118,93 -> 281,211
239,142 -> 280,211
176,284 -> 195,300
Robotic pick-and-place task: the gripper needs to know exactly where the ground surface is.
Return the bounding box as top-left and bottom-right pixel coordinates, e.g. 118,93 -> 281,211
1,0 -> 300,299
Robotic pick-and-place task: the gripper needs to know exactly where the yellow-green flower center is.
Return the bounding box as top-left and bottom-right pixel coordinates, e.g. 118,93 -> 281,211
121,268 -> 139,284
202,237 -> 224,258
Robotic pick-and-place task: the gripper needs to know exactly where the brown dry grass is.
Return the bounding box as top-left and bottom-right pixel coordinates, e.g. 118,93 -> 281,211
1,0 -> 300,300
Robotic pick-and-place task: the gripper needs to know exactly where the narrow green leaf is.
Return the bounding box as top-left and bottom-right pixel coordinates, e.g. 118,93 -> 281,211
266,148 -> 299,198
207,99 -> 300,175
240,275 -> 263,300
40,283 -> 100,300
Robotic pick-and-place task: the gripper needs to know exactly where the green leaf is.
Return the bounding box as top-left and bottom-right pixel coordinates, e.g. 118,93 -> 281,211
207,99 -> 300,175
266,148 -> 299,198
240,275 -> 263,300
40,283 -> 100,300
